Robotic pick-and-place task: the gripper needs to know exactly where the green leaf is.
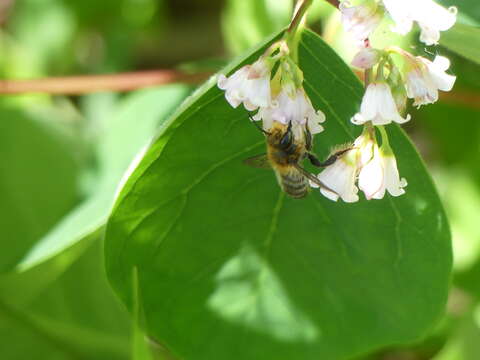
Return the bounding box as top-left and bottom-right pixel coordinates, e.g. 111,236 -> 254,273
440,24 -> 480,65
105,30 -> 452,360
0,107 -> 78,272
0,239 -> 131,360
17,85 -> 190,271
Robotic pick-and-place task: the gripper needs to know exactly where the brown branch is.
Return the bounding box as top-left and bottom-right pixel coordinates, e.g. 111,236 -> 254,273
324,0 -> 340,8
440,90 -> 480,110
0,70 -> 211,95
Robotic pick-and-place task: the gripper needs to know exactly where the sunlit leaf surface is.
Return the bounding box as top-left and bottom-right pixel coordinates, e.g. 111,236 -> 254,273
105,31 -> 452,360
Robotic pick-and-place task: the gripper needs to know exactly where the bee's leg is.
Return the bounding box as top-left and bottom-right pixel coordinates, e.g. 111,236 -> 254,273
304,124 -> 313,151
247,113 -> 270,136
307,148 -> 352,168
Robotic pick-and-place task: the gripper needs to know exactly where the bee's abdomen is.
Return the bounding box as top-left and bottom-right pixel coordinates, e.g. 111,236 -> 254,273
279,170 -> 309,199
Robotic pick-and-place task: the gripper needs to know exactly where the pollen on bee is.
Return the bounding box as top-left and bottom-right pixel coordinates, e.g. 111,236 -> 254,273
328,142 -> 353,157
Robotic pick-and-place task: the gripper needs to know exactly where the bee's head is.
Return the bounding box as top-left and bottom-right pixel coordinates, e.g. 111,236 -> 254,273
267,121 -> 295,150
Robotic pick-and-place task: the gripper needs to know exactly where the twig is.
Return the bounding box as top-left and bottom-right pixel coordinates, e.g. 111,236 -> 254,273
440,90 -> 480,110
324,0 -> 340,8
0,70 -> 211,95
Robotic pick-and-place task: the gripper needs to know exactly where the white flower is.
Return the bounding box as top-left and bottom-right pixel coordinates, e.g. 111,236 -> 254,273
351,47 -> 381,69
314,133 -> 374,203
316,151 -> 359,203
358,143 -> 407,199
352,82 -> 411,126
382,0 -> 457,45
405,55 -> 456,107
254,85 -> 325,134
314,131 -> 407,202
217,57 -> 271,111
376,150 -> 407,198
358,144 -> 384,199
340,0 -> 382,41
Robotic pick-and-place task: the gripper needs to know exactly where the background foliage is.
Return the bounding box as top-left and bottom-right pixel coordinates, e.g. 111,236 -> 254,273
1,0 -> 479,359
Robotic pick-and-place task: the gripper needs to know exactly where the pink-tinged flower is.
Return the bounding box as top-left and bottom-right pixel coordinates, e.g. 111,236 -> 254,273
352,82 -> 411,126
217,57 -> 271,111
253,84 -> 325,134
340,0 -> 382,41
405,55 -> 456,107
382,0 -> 457,45
351,48 -> 381,69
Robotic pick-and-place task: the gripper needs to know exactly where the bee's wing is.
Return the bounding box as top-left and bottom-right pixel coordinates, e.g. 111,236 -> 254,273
243,154 -> 271,169
293,163 -> 338,196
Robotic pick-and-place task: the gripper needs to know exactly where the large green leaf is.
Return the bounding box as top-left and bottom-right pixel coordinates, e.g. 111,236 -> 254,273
17,85 -> 190,271
0,107 -> 78,272
0,239 -> 131,360
440,24 -> 480,65
105,30 -> 452,360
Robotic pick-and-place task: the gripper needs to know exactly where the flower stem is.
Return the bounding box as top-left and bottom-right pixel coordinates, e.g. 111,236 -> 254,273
286,0 -> 314,35
377,125 -> 394,155
286,0 -> 314,62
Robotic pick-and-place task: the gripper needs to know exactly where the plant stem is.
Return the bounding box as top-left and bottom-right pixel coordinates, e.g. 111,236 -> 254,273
287,0 -> 313,35
286,0 -> 314,63
0,70 -> 210,95
323,0 -> 340,8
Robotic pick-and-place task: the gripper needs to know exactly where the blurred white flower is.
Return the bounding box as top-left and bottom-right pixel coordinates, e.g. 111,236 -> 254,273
217,57 -> 271,111
340,0 -> 382,41
352,82 -> 411,126
254,84 -> 325,134
382,0 -> 457,45
405,55 -> 456,107
351,47 -> 381,69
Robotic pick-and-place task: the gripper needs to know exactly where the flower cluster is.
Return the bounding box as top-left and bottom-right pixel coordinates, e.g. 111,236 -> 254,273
341,0 -> 457,46
217,41 -> 325,141
310,0 -> 456,202
217,0 -> 456,203
312,128 -> 406,202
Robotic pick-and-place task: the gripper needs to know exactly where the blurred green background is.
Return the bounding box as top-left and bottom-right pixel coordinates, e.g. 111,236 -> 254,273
0,0 -> 479,359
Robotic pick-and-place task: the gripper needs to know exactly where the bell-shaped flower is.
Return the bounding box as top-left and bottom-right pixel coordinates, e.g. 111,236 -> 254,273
217,57 -> 272,111
316,150 -> 359,203
405,55 -> 456,107
352,82 -> 411,126
313,132 -> 375,203
253,84 -> 325,133
351,48 -> 381,69
358,142 -> 407,199
376,149 -> 407,198
382,0 -> 457,45
340,0 -> 382,41
358,144 -> 384,199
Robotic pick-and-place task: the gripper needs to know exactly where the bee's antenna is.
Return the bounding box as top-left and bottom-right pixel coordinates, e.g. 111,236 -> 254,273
423,47 -> 438,57
248,112 -> 270,136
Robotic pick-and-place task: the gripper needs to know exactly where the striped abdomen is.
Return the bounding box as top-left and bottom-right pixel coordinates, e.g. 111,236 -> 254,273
275,167 -> 309,199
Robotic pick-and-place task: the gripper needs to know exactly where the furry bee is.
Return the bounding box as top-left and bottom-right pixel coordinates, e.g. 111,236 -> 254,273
245,120 -> 347,198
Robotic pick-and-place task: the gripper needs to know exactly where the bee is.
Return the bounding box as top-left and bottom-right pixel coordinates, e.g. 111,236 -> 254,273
245,120 -> 349,199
